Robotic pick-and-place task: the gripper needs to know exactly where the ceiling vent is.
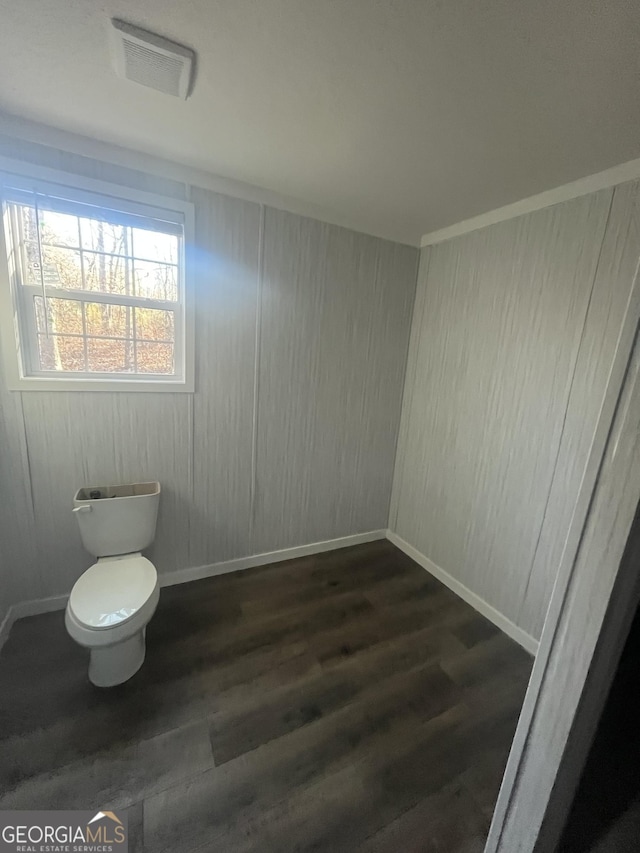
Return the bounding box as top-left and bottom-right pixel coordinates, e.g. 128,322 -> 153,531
110,19 -> 195,99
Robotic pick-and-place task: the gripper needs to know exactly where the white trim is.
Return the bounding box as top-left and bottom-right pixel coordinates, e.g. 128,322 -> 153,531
0,593 -> 69,651
385,530 -> 539,655
0,607 -> 13,649
0,528 -> 538,656
10,593 -> 69,619
159,530 -> 388,587
420,157 -> 640,248
1,377 -> 195,393
0,155 -> 194,219
0,112 -> 419,247
0,530 -> 387,651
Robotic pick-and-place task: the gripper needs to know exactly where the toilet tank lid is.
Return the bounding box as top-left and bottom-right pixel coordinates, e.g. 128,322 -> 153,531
69,555 -> 157,630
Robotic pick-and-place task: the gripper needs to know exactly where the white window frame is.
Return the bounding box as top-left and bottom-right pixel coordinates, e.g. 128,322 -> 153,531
0,157 -> 195,392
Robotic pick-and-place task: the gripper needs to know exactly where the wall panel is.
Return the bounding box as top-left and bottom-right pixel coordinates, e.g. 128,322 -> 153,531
391,191 -> 614,637
518,180 -> 640,636
0,370 -> 37,614
253,209 -> 416,552
188,188 -> 260,566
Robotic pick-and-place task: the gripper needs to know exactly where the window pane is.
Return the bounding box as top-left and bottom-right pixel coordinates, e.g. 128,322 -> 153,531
37,334 -> 85,372
14,202 -> 38,243
135,307 -> 174,341
83,252 -> 132,295
39,210 -> 79,248
84,302 -> 131,338
11,204 -> 42,285
132,228 -> 178,264
45,246 -> 85,289
37,333 -> 56,370
80,218 -> 127,256
23,245 -> 84,288
87,338 -> 134,373
136,342 -> 174,374
133,260 -> 177,301
34,296 -> 83,335
21,241 -> 45,285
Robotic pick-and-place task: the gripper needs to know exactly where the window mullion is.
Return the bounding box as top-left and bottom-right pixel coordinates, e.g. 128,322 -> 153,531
10,205 -> 38,374
37,240 -> 179,268
32,193 -> 50,338
21,289 -> 41,375
21,284 -> 177,311
130,228 -> 137,298
13,203 -> 30,288
129,226 -> 138,373
77,217 -> 89,371
80,302 -> 88,372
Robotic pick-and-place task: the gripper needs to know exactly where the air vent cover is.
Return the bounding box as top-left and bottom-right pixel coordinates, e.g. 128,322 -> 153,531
110,19 -> 194,99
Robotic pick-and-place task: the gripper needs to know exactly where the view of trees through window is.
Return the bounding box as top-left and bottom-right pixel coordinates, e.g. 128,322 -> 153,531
12,201 -> 180,375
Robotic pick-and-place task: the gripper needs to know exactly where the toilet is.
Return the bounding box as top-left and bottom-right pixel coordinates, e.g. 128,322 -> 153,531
65,482 -> 161,687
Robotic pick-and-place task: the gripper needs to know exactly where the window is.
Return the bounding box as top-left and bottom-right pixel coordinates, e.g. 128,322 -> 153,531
0,165 -> 194,391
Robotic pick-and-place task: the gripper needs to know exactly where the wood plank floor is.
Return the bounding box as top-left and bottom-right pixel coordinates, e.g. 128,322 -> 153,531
0,541 -> 532,852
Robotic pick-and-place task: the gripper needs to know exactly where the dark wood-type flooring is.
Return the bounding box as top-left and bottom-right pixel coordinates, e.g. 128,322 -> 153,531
0,540 -> 532,852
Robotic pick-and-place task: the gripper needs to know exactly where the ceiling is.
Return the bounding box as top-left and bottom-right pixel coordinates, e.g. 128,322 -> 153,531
0,0 -> 639,245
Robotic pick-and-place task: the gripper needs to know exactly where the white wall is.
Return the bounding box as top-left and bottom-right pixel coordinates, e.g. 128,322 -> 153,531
0,134 -> 418,621
391,180 -> 640,641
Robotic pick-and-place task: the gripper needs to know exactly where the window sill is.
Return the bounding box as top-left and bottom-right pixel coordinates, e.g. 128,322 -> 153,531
6,375 -> 194,393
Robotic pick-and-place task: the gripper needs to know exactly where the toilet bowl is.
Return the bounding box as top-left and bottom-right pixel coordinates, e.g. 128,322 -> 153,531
66,554 -> 159,686
65,482 -> 160,687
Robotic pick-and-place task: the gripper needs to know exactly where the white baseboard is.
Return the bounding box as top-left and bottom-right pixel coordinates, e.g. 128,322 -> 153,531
0,607 -> 13,649
0,529 -> 387,651
159,530 -> 387,587
11,593 -> 69,619
385,530 -> 539,655
1,528 -> 537,657
0,593 -> 69,651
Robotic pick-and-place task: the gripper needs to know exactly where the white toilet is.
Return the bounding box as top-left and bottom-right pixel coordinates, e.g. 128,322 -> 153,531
65,482 -> 161,687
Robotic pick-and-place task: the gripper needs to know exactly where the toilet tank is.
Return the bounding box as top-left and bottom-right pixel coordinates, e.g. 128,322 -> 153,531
73,482 -> 160,557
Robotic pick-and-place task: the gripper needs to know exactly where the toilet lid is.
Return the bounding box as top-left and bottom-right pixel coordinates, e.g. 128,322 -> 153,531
69,556 -> 157,629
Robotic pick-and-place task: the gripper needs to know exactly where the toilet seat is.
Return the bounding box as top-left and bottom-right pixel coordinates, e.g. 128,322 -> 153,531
68,554 -> 157,630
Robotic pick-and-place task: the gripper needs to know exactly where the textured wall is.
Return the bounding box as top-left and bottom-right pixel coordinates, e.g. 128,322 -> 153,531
253,209 -> 417,552
0,136 -> 417,617
391,184 -> 640,640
